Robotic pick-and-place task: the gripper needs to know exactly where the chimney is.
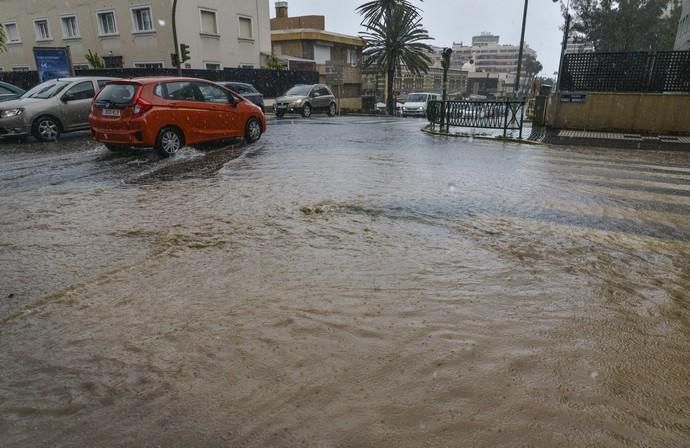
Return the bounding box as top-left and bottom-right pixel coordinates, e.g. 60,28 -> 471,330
275,1 -> 288,18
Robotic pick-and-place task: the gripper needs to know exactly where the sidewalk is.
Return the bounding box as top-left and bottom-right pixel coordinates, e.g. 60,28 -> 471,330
529,127 -> 690,151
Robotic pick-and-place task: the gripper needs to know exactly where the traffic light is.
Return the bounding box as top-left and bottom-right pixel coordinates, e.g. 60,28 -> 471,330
180,44 -> 191,63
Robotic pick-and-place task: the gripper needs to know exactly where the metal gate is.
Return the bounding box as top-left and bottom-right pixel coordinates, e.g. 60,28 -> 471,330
427,100 -> 526,138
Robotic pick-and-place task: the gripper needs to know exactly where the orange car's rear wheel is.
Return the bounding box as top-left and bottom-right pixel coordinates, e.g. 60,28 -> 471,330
245,118 -> 262,143
156,127 -> 184,157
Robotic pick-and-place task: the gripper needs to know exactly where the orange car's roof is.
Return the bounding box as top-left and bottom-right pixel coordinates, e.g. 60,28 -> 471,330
114,77 -> 218,84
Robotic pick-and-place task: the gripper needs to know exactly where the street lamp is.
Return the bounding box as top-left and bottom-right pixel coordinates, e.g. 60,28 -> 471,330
513,0 -> 529,98
172,0 -> 181,75
554,0 -> 572,93
514,0 -> 571,97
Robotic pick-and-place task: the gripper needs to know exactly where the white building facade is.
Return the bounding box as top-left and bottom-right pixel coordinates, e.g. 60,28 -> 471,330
450,33 -> 538,75
0,0 -> 271,72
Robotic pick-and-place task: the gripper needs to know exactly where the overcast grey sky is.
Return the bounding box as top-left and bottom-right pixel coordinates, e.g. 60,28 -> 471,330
271,0 -> 565,75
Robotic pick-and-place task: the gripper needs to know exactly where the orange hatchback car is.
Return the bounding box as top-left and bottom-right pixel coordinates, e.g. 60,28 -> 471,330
89,77 -> 266,156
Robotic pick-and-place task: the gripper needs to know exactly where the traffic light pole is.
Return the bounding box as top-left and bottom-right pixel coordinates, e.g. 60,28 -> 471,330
172,0 -> 181,76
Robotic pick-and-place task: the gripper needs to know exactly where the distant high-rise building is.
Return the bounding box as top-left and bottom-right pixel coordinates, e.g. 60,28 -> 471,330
565,37 -> 595,54
449,33 -> 537,76
472,32 -> 500,47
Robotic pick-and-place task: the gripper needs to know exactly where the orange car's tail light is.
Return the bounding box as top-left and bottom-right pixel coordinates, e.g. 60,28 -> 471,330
131,86 -> 153,117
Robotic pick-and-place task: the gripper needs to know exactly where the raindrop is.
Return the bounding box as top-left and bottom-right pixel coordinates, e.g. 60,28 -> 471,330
447,182 -> 457,193
590,371 -> 599,379
432,370 -> 438,379
158,19 -> 166,27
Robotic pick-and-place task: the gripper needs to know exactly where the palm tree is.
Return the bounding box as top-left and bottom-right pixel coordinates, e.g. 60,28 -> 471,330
0,25 -> 6,53
356,0 -> 421,26
360,4 -> 432,115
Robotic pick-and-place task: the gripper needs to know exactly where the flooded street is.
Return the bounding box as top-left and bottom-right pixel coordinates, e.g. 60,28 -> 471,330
1,116 -> 689,447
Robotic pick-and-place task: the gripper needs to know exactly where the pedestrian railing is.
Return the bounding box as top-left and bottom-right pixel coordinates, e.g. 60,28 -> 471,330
427,100 -> 526,138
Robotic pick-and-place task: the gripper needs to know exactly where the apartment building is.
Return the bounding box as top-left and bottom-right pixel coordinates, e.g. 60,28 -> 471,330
450,33 -> 537,75
362,66 -> 468,101
0,0 -> 271,72
270,1 -> 364,110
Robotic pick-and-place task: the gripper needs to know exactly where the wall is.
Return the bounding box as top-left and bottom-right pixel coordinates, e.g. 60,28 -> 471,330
546,92 -> 690,135
0,0 -> 175,70
177,0 -> 271,69
270,15 -> 325,31
0,0 -> 270,70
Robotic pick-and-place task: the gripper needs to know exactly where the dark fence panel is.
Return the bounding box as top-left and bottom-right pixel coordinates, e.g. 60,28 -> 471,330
75,67 -> 319,97
427,100 -> 526,138
0,71 -> 40,90
559,51 -> 690,93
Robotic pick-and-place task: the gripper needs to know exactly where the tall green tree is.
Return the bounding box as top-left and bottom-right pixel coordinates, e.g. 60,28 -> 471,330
359,2 -> 432,115
564,0 -> 681,51
522,53 -> 544,96
0,24 -> 6,53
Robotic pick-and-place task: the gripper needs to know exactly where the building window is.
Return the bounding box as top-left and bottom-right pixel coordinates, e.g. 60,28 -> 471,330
73,64 -> 89,71
134,62 -> 164,69
61,15 -> 80,39
103,55 -> 123,68
33,19 -> 52,41
131,6 -> 154,33
3,22 -> 20,43
200,9 -> 218,35
238,16 -> 252,39
97,11 -> 118,36
12,66 -> 30,71
205,63 -> 221,70
239,64 -> 254,69
346,48 -> 358,66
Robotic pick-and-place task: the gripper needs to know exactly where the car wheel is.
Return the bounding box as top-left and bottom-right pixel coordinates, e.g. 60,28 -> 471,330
105,144 -> 129,152
245,117 -> 262,144
276,111 -> 285,118
32,116 -> 61,142
328,102 -> 337,117
155,127 -> 184,157
301,103 -> 312,118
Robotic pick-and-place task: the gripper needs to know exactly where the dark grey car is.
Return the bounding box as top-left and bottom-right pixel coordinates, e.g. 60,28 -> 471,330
274,84 -> 337,118
218,82 -> 264,112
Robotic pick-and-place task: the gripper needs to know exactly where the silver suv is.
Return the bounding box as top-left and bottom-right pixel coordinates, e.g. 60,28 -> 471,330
274,84 -> 337,118
0,76 -> 118,141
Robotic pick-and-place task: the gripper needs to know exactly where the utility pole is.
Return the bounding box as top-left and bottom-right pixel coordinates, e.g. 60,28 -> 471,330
172,0 -> 181,76
514,0 -> 529,98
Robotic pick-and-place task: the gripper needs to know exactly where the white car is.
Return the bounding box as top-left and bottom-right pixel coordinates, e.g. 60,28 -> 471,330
402,92 -> 440,117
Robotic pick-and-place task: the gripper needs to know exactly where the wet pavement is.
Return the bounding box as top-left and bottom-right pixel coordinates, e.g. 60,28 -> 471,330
0,116 -> 689,447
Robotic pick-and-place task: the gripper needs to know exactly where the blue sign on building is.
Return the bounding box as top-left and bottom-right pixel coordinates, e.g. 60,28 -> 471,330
33,47 -> 73,82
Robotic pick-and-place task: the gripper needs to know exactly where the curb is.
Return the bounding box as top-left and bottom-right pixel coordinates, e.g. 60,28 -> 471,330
421,126 -> 543,145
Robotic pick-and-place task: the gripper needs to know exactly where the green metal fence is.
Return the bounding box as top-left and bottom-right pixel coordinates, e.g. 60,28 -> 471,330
427,100 -> 526,138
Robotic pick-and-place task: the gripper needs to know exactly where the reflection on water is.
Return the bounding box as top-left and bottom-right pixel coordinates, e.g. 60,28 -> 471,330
0,118 -> 689,447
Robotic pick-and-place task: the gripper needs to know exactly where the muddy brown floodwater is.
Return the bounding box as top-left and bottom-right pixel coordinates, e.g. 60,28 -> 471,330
0,117 -> 689,447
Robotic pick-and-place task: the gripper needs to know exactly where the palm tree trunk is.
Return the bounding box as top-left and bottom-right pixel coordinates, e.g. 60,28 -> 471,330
386,66 -> 396,116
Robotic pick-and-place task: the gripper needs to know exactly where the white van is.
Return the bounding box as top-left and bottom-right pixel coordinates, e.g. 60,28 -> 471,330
402,92 -> 441,117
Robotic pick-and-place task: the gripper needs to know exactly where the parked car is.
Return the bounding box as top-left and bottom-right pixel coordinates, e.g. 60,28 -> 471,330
0,81 -> 25,103
402,92 -> 440,118
376,102 -> 404,115
0,77 -> 117,141
274,84 -> 337,118
218,82 -> 264,112
89,77 -> 266,156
